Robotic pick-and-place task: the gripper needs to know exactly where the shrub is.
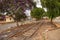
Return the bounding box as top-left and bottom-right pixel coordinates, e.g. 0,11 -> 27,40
31,8 -> 45,20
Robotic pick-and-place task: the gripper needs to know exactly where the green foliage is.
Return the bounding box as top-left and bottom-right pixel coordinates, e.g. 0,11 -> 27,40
41,0 -> 56,8
14,13 -> 26,21
31,8 -> 45,20
47,9 -> 59,19
40,0 -> 60,21
11,8 -> 26,22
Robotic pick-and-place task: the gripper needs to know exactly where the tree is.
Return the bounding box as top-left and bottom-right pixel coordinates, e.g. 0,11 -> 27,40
41,0 -> 60,22
14,9 -> 26,27
40,0 -> 60,27
31,8 -> 45,20
0,0 -> 36,27
0,0 -> 26,27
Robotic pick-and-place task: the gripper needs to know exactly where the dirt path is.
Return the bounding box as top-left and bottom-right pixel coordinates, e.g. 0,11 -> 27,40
0,20 -> 60,40
26,20 -> 57,40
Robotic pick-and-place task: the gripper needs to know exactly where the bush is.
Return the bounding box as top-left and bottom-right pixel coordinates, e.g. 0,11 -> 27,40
31,8 -> 45,20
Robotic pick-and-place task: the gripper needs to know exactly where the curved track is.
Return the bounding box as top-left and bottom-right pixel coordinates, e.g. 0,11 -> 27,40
7,20 -> 44,40
0,23 -> 35,40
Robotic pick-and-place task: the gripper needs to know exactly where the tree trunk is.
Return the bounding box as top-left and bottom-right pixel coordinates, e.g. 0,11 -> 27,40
50,18 -> 57,28
16,21 -> 19,27
51,18 -> 53,23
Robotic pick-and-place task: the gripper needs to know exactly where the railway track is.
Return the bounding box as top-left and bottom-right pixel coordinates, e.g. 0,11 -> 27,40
0,21 -> 42,40
0,20 -> 57,40
7,20 -> 58,40
7,20 -> 44,40
23,20 -> 58,40
0,23 -> 35,40
7,22 -> 40,40
24,22 -> 44,40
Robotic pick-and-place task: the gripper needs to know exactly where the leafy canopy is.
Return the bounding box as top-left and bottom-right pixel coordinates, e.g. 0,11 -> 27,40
40,0 -> 60,20
31,8 -> 45,20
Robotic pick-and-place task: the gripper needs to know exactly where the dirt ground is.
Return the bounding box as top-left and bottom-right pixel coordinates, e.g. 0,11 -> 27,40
0,19 -> 60,40
30,20 -> 60,40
